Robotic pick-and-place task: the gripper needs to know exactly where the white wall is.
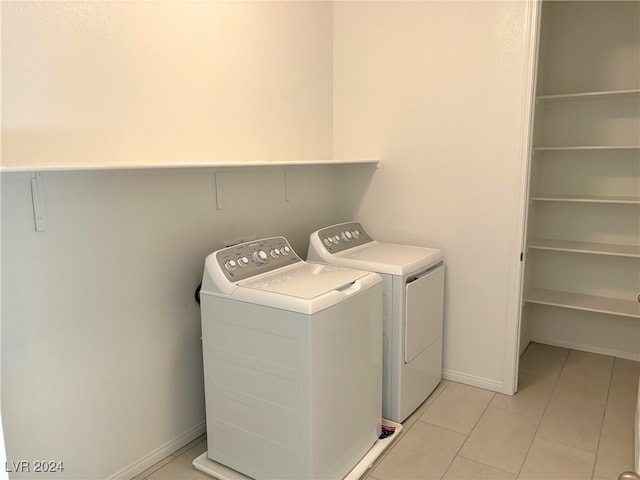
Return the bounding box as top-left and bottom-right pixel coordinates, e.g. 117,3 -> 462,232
333,1 -> 537,392
1,167 -> 338,480
1,2 -> 335,479
1,1 -> 542,477
2,1 -> 333,168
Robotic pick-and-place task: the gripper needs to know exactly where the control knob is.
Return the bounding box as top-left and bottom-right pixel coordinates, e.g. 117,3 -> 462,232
224,259 -> 237,271
253,250 -> 268,265
237,256 -> 249,267
341,231 -> 353,241
270,248 -> 281,258
281,246 -> 291,255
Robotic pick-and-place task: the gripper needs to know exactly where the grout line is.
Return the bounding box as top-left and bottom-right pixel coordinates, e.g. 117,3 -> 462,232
133,434 -> 207,480
591,356 -> 616,479
533,436 -> 602,456
361,383 -> 452,479
439,387 -> 497,479
429,379 -> 451,404
360,381 -> 456,479
454,456 -> 520,478
513,346 -> 570,479
417,386 -> 493,437
413,380 -> 452,428
377,347 -> 627,480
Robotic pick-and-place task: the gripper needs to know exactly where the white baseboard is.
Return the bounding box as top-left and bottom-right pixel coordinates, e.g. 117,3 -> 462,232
531,336 -> 640,362
107,421 -> 206,480
442,369 -> 503,393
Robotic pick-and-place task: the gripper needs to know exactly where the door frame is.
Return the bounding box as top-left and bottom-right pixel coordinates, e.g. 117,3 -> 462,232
502,0 -> 543,395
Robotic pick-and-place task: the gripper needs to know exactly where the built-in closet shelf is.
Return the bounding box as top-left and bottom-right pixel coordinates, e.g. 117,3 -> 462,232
536,89 -> 640,103
524,288 -> 640,319
0,159 -> 380,173
527,239 -> 640,258
521,0 -> 640,359
529,194 -> 640,204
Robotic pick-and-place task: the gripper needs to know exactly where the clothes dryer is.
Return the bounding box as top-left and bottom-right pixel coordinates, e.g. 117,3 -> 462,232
308,222 -> 444,423
194,236 -> 384,480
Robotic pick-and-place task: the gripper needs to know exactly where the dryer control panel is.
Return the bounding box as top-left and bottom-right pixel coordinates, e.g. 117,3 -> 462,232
215,236 -> 302,283
315,221 -> 374,254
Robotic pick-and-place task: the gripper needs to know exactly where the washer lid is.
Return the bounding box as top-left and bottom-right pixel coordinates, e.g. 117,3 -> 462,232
331,242 -> 443,275
232,263 -> 378,314
239,263 -> 366,298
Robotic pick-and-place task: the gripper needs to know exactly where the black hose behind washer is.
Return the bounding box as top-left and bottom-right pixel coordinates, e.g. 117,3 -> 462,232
195,283 -> 202,305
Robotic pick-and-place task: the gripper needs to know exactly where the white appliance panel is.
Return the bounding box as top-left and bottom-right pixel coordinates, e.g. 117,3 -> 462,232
199,236 -> 384,479
380,274 -> 394,422
201,288 -> 382,480
405,266 -> 445,363
239,263 -> 367,299
308,221 -> 445,423
310,284 -> 383,477
336,243 -> 443,275
400,335 -> 443,421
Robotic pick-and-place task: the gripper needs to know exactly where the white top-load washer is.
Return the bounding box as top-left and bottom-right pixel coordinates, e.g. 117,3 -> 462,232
308,222 -> 444,424
195,236 -> 384,480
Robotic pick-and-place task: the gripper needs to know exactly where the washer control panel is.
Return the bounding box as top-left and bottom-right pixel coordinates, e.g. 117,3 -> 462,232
215,236 -> 301,282
316,221 -> 373,254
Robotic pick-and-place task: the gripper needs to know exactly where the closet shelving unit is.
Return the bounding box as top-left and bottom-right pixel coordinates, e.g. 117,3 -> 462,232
520,1 -> 640,358
524,89 -> 640,320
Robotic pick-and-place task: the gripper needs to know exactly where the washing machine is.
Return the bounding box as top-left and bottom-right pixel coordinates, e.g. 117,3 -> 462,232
308,222 -> 445,424
193,236 -> 385,480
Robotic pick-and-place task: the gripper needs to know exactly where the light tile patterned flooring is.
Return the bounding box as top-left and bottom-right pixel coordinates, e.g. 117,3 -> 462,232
134,343 -> 639,480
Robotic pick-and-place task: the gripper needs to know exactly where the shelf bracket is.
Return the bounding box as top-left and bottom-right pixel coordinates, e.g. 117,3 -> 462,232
284,168 -> 291,202
30,172 -> 47,232
215,171 -> 224,210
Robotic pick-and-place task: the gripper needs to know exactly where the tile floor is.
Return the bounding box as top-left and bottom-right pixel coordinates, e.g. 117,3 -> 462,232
133,343 -> 639,480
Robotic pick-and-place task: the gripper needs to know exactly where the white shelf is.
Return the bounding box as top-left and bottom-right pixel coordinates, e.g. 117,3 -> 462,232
524,288 -> 640,319
5,158 -> 380,221
522,1 -> 640,358
527,238 -> 640,258
530,194 -> 640,204
0,159 -> 379,173
536,89 -> 640,103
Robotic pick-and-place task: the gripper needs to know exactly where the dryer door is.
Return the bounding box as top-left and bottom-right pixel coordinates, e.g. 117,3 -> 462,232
404,265 -> 444,363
